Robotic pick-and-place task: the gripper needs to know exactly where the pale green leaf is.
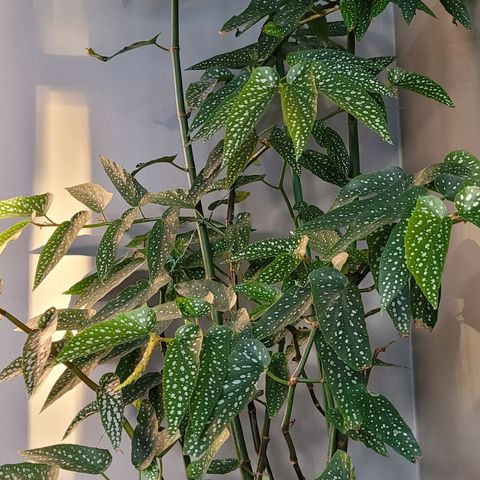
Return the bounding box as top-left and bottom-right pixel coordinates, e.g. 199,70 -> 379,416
176,297 -> 211,318
0,193 -> 53,219
175,279 -> 237,312
0,220 -> 30,254
66,182 -> 113,213
455,185 -> 480,227
0,356 -> 23,384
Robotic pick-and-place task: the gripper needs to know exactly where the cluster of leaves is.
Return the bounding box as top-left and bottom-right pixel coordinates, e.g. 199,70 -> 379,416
0,0 -> 474,479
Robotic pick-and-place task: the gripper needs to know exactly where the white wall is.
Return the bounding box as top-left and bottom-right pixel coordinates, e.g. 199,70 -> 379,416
0,2 -> 418,479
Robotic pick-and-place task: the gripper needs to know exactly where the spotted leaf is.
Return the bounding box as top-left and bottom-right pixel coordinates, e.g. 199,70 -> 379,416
234,282 -> 281,304
223,67 -> 279,164
0,463 -> 59,480
226,130 -> 257,187
310,267 -> 370,370
141,460 -> 161,480
0,356 -> 23,384
66,182 -> 113,213
188,44 -> 258,71
405,195 -> 452,308
281,62 -> 317,160
144,189 -> 192,208
23,308 -> 58,395
96,208 -> 137,281
21,444 -> 112,474
147,207 -> 180,282
411,280 -> 438,331
0,193 -> 53,219
313,450 -> 356,480
266,352 -> 289,417
101,156 -> 147,206
269,126 -> 301,176
397,0 -> 419,23
175,279 -> 237,312
56,305 -> 157,363
231,236 -> 303,262
388,68 -> 454,107
207,459 -> 239,474
186,67 -> 233,109
253,285 -> 312,340
28,308 -> 94,331
34,211 -> 90,288
221,0 -> 282,33
386,285 -> 413,337
189,326 -> 235,438
455,185 -> 480,227
97,373 -> 124,450
176,297 -> 211,318
301,149 -> 349,187
164,324 -> 202,432
440,0 -> 471,29
132,400 -> 158,470
253,253 -> 302,284
225,212 -> 252,258
0,220 -> 30,255
63,401 -> 98,438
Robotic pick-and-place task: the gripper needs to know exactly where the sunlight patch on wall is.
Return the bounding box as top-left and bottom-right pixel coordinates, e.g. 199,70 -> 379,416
29,87 -> 93,474
34,0 -> 89,56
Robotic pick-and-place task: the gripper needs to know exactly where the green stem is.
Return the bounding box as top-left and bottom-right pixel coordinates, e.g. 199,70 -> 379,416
232,416 -> 255,480
347,31 -> 360,178
255,414 -> 272,479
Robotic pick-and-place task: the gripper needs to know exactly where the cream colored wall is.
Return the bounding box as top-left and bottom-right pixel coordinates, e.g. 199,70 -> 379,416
395,3 -> 480,480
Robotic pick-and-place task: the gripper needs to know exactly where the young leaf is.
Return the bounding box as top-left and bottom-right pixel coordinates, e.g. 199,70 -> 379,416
266,352 -> 289,417
147,207 -> 180,281
132,401 -> 158,470
455,185 -> 480,227
56,305 -> 157,363
253,285 -> 312,340
0,463 -> 59,480
0,193 -> 53,219
0,220 -> 30,254
21,444 -> 112,474
313,450 -> 356,480
388,68 -> 454,107
223,67 -> 279,164
189,326 -> 235,438
97,208 -> 138,281
66,182 -> 113,213
163,324 -> 202,432
34,211 -> 90,288
101,156 -> 147,206
310,267 -> 371,371
281,62 -> 317,160
23,308 -> 58,395
186,67 -> 233,109
405,195 -> 452,308
97,373 -> 124,450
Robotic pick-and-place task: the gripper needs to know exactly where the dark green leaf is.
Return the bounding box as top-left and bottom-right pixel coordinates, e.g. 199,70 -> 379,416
207,458 -> 239,474
234,282 -> 281,304
0,356 -> 23,384
440,0 -> 471,29
0,193 -> 53,219
226,130 -> 258,187
253,252 -> 302,284
132,401 -> 158,470
225,212 -> 252,257
312,121 -> 349,176
0,463 -> 59,480
411,280 -> 438,330
97,372 -> 124,450
221,0 -> 282,33
63,401 -> 98,439
313,450 -> 356,480
269,126 -> 301,176
266,352 -> 289,417
301,149 -> 348,187
66,182 -> 113,213
188,44 -> 258,70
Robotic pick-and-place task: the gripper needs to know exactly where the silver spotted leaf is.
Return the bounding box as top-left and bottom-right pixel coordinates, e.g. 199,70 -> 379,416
0,356 -> 23,384
28,308 -> 94,331
188,44 -> 258,71
269,126 -> 301,176
221,0 -> 282,33
97,372 -> 124,450
0,220 -> 30,254
313,450 -> 355,480
186,67 -> 233,110
253,252 -> 302,284
56,305 -> 157,363
234,282 -> 281,305
0,193 -> 53,219
34,211 -> 90,288
189,326 -> 235,438
411,280 -> 438,331
101,156 -> 147,206
66,182 -> 113,213
23,307 -> 58,395
163,323 -> 202,432
225,212 -> 252,258
440,0 -> 471,29
252,285 -> 312,340
226,130 -> 257,187
123,372 -> 162,405
231,235 -> 303,262
0,463 -> 59,480
176,297 -> 211,319
301,150 -> 349,187
21,444 -> 112,474
266,352 -> 289,417
144,189 -> 192,208
223,67 -> 279,164
132,400 -> 158,470
207,459 -> 239,474
405,195 -> 452,308
310,267 -> 371,371
175,279 -> 237,312
147,207 -> 180,282
141,462 -> 161,480
312,121 -> 349,177
388,68 -> 454,107
63,401 -> 98,439
455,185 -> 480,227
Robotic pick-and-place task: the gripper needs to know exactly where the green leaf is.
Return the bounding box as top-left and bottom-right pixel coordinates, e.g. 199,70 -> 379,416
388,68 -> 454,107
397,0 -> 419,22
176,297 -> 211,318
147,207 -> 180,281
253,252 -> 302,284
301,149 -> 348,187
0,463 -> 59,480
207,459 -> 240,474
175,279 -> 237,312
186,67 -> 233,109
0,219 -> 30,254
188,44 -> 258,70
225,212 -> 252,257
123,372 -> 162,405
186,429 -> 230,480
313,450 -> 356,480
66,182 -> 113,213
232,236 -> 303,262
97,373 -> 124,450
455,185 -> 480,227
164,324 -> 202,432
56,305 -> 157,363
184,338 -> 269,458
223,67 -> 279,164
23,308 -> 58,395
310,267 -> 370,370
0,356 -> 23,384
101,156 -> 147,206
141,462 -> 161,480
28,308 -> 94,331
221,0 -> 282,33
73,256 -> 145,308
63,401 -> 98,438
339,0 -> 358,31
208,190 -> 250,210
132,400 -> 158,470
405,195 -> 452,308
21,444 -> 112,474
411,280 -> 438,330
440,0 -> 471,29
385,286 -> 412,337
234,282 -> 281,304
269,126 -> 301,176
226,130 -> 257,187
253,285 -> 312,340
34,211 -> 90,288
266,352 -> 289,417
97,208 -> 138,281
281,62 -> 317,160
189,326 -> 235,438
144,189 -> 192,208
0,193 -> 53,219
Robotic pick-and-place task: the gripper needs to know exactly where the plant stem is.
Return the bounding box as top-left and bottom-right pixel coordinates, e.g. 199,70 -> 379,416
347,31 -> 360,178
255,413 -> 272,479
100,473 -> 112,480
232,416 -> 255,480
